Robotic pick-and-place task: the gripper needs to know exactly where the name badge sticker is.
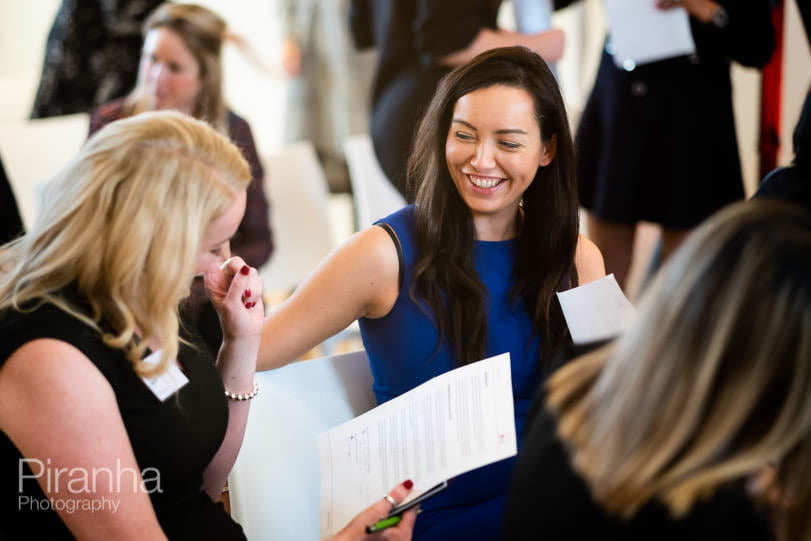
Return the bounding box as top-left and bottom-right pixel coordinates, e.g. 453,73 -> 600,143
140,350 -> 189,401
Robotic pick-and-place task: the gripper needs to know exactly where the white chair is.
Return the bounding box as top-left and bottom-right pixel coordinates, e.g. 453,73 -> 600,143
0,113 -> 89,229
259,140 -> 335,295
228,349 -> 377,541
344,134 -> 406,230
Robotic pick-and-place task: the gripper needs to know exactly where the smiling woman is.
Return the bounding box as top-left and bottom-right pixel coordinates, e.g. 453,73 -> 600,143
445,85 -> 555,240
253,46 -> 606,541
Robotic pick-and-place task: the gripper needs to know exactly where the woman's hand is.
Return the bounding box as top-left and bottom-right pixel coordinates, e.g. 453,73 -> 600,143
327,481 -> 418,541
281,36 -> 302,77
204,256 -> 264,341
202,256 -> 264,497
656,0 -> 720,24
528,28 -> 565,64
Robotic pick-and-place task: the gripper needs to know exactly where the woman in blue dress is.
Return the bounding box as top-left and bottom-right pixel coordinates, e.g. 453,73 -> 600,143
257,46 -> 605,540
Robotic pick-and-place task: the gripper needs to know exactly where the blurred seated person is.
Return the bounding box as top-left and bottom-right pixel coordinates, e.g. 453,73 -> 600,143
0,110 -> 415,541
503,199 -> 811,540
89,2 -> 273,356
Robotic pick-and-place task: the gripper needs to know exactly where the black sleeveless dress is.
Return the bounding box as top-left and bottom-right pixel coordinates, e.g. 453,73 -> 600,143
0,295 -> 246,540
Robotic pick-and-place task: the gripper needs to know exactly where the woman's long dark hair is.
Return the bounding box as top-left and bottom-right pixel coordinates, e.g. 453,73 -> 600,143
407,46 -> 580,367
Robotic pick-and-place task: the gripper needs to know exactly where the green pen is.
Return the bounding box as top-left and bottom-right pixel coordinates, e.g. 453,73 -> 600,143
365,514 -> 402,534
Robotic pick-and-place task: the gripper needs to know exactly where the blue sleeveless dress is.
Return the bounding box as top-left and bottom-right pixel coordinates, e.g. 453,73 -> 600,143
359,206 -> 544,541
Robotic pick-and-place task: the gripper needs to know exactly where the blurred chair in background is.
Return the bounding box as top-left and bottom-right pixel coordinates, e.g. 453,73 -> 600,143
228,349 -> 376,541
259,140 -> 334,299
344,134 -> 406,229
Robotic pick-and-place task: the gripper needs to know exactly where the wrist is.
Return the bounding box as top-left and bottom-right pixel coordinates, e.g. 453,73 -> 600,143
217,339 -> 258,383
219,330 -> 262,353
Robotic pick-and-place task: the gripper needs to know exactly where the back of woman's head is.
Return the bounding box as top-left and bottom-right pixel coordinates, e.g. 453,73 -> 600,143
632,199 -> 811,538
549,200 -> 811,538
617,199 -> 811,452
134,3 -> 227,129
0,110 -> 251,376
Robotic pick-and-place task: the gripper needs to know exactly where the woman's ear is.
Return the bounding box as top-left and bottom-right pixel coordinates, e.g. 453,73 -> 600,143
539,134 -> 557,167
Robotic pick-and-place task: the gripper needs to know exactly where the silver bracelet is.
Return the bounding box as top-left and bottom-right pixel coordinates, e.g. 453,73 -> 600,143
224,380 -> 259,401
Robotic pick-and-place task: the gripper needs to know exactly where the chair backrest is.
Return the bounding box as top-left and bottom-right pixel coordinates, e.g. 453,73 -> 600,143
259,140 -> 335,295
229,349 -> 376,541
0,113 -> 89,229
344,134 -> 406,229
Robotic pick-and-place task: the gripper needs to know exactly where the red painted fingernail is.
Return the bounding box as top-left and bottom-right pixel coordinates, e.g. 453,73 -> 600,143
403,479 -> 413,489
249,302 -> 257,308
244,289 -> 251,298
244,302 -> 251,309
240,265 -> 250,275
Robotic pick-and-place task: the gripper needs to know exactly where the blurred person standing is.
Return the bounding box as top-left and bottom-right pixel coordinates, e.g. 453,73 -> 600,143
280,0 -> 376,193
570,0 -> 775,291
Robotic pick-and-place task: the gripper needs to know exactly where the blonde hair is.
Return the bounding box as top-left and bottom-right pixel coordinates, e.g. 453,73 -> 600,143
128,3 -> 228,132
547,200 -> 811,540
0,110 -> 251,377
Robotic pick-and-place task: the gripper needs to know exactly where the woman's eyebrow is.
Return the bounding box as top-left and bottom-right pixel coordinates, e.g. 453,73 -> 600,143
452,119 -> 528,135
452,118 -> 477,130
495,128 -> 528,135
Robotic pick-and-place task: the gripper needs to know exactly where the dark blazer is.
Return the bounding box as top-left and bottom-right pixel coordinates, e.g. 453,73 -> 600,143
754,84 -> 811,213
503,395 -> 772,540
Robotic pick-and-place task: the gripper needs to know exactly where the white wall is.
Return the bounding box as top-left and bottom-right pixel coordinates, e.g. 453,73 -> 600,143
0,0 -> 61,120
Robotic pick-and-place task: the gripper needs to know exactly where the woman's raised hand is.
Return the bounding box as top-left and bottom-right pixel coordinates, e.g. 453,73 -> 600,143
204,256 -> 264,341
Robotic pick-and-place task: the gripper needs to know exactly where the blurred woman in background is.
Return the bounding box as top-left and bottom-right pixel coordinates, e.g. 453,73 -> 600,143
89,2 -> 273,356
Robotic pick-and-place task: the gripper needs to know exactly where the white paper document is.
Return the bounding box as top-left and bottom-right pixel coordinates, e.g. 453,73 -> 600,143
604,0 -> 695,69
317,353 -> 516,538
557,274 -> 636,344
140,349 -> 188,401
